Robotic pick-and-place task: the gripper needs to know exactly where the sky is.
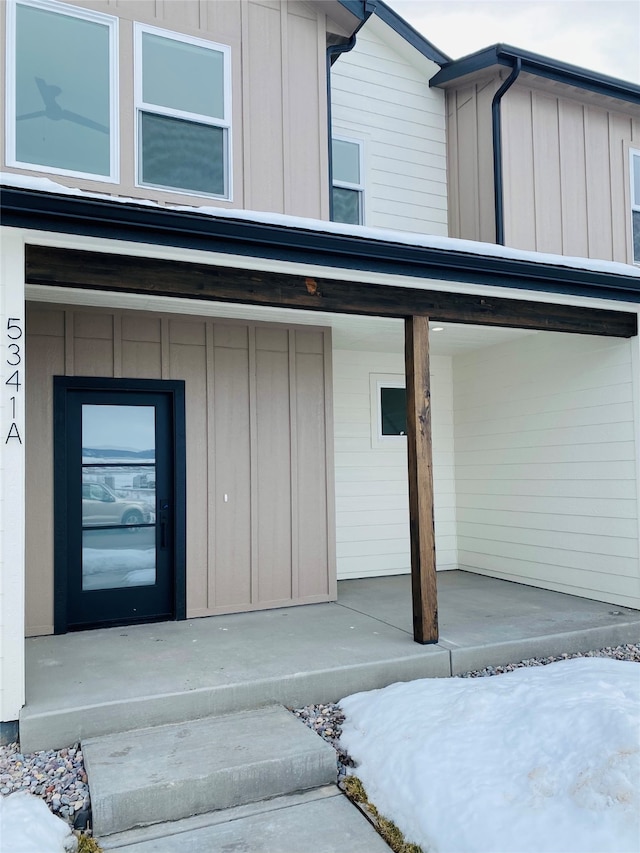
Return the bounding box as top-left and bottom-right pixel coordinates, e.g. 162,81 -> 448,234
386,0 -> 640,85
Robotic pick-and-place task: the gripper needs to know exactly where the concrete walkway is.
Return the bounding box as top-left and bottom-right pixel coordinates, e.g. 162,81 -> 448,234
21,572 -> 640,751
100,787 -> 391,853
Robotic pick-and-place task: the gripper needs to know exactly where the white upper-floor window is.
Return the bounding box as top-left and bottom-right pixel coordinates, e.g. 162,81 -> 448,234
332,137 -> 364,225
135,24 -> 232,200
5,0 -> 119,181
631,149 -> 640,265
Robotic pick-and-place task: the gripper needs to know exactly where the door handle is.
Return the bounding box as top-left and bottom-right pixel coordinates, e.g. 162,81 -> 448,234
159,499 -> 170,549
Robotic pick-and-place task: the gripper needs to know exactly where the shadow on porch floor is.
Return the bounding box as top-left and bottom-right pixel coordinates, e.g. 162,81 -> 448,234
21,571 -> 640,751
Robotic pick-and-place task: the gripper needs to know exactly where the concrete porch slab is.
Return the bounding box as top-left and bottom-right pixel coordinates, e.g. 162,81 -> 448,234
21,572 -> 640,752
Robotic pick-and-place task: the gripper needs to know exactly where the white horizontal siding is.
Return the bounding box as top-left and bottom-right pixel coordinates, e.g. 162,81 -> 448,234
333,348 -> 456,579
453,332 -> 640,608
331,18 -> 447,236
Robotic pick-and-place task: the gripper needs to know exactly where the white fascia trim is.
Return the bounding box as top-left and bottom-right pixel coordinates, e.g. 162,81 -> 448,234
5,0 -> 120,183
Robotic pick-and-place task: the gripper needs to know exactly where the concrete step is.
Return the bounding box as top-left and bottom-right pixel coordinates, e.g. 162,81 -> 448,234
99,786 -> 392,853
83,705 -> 337,837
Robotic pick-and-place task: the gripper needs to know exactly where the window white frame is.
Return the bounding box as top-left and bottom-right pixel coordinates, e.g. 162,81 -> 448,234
5,0 -> 119,182
332,135 -> 364,225
370,373 -> 406,449
630,148 -> 640,265
134,23 -> 232,200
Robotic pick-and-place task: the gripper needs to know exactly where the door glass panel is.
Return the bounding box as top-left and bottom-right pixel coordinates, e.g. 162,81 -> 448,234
83,528 -> 156,590
81,405 -> 156,590
82,405 -> 155,460
82,467 -> 155,527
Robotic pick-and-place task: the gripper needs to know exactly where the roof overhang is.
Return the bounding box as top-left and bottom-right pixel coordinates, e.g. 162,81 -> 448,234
314,0 -> 365,39
2,183 -> 639,306
430,44 -> 640,108
364,0 -> 450,66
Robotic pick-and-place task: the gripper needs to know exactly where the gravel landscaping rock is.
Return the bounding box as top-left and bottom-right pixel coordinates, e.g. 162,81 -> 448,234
0,742 -> 90,828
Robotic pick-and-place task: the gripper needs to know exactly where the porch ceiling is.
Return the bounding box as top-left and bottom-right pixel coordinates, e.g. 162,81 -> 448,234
27,282 -> 538,356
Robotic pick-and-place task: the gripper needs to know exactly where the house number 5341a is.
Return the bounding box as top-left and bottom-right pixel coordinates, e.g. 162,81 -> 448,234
5,318 -> 23,444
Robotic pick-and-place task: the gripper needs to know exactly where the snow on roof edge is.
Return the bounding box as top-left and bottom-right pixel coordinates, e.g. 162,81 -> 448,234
2,171 -> 639,281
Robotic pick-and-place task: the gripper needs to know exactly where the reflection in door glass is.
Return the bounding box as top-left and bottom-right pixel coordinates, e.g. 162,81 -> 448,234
82,405 -> 155,462
81,405 -> 157,591
82,467 -> 156,527
83,528 -> 156,590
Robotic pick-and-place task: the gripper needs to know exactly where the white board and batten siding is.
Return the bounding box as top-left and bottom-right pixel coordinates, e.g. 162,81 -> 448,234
453,332 -> 640,610
331,15 -> 448,236
333,349 -> 457,580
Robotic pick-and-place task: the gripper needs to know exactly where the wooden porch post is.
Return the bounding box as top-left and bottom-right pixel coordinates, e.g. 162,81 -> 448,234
405,315 -> 438,644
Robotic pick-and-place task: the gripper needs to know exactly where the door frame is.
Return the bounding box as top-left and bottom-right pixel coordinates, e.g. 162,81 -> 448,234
53,376 -> 187,633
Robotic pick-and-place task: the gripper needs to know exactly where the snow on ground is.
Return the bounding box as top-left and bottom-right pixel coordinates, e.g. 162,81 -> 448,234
339,658 -> 640,853
0,792 -> 75,853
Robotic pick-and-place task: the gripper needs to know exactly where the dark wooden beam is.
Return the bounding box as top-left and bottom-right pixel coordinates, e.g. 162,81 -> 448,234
25,245 -> 638,337
405,316 -> 438,644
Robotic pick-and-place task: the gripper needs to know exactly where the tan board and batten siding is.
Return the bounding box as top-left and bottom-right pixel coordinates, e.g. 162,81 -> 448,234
446,73 -> 640,262
333,349 -> 457,579
0,0 -> 336,218
25,304 -> 335,636
454,332 -> 640,610
331,15 -> 448,235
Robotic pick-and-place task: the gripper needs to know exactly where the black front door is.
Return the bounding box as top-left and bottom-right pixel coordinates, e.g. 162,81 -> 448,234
54,377 -> 186,632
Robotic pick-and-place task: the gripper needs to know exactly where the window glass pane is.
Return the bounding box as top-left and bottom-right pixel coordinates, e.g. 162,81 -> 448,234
15,3 -> 111,175
141,112 -> 225,195
634,154 -> 640,207
333,187 -> 361,225
142,32 -> 224,119
332,139 -> 360,184
633,210 -> 640,264
381,387 -> 406,436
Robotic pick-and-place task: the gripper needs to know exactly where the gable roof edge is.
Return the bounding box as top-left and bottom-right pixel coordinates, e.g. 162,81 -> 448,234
431,44 -> 640,106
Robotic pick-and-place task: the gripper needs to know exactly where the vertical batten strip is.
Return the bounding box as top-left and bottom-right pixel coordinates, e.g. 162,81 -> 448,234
405,315 -> 438,644
64,311 -> 74,376
205,321 -> 216,610
289,330 -> 299,600
280,5 -> 291,214
323,328 -> 337,597
160,318 -> 170,378
240,0 -> 252,209
248,325 -> 259,605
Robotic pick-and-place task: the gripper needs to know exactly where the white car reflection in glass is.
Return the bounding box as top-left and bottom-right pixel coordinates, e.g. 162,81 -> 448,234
82,482 -> 152,528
